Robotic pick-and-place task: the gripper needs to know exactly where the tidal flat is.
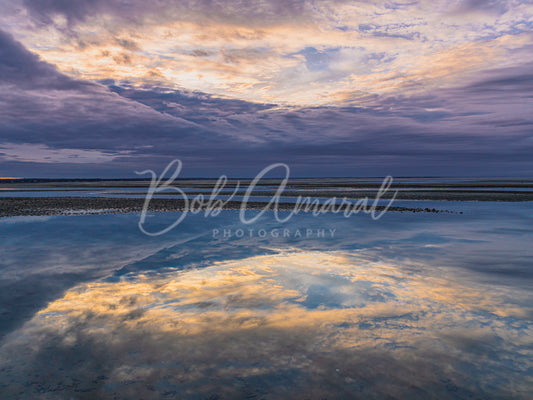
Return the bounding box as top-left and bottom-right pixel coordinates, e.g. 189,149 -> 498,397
0,179 -> 531,399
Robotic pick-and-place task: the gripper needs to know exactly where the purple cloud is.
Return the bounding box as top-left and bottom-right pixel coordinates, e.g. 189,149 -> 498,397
1,26 -> 533,177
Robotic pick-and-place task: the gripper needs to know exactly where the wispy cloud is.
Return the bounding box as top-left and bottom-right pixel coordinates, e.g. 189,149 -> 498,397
0,143 -> 132,163
2,0 -> 532,105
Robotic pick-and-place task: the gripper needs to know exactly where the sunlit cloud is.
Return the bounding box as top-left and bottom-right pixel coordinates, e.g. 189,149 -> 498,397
2,0 -> 532,105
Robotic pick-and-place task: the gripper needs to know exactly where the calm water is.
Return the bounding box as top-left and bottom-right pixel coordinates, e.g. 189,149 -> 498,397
0,201 -> 532,399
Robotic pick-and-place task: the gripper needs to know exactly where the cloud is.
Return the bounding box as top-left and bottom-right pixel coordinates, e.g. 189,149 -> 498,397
20,0 -> 313,28
0,7 -> 533,177
0,29 -> 87,90
450,0 -> 511,16
2,0 -> 531,106
0,143 -> 133,163
0,28 -> 232,171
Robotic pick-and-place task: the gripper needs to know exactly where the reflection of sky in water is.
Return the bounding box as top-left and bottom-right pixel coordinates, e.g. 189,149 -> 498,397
0,202 -> 532,399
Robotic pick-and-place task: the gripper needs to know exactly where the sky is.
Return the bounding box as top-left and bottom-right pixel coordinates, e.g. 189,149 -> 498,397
0,0 -> 532,177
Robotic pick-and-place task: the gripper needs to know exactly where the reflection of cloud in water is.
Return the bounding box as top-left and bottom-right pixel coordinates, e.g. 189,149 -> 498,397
0,250 -> 531,399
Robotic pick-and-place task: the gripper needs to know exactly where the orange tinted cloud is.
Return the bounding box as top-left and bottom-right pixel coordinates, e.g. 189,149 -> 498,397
2,0 -> 531,105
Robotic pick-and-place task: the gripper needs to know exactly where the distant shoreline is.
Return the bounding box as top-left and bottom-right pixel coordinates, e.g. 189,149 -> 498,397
3,178 -> 533,189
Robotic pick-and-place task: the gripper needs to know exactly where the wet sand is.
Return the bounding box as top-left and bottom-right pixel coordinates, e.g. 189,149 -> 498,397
0,197 -> 456,217
88,189 -> 533,201
2,178 -> 532,217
